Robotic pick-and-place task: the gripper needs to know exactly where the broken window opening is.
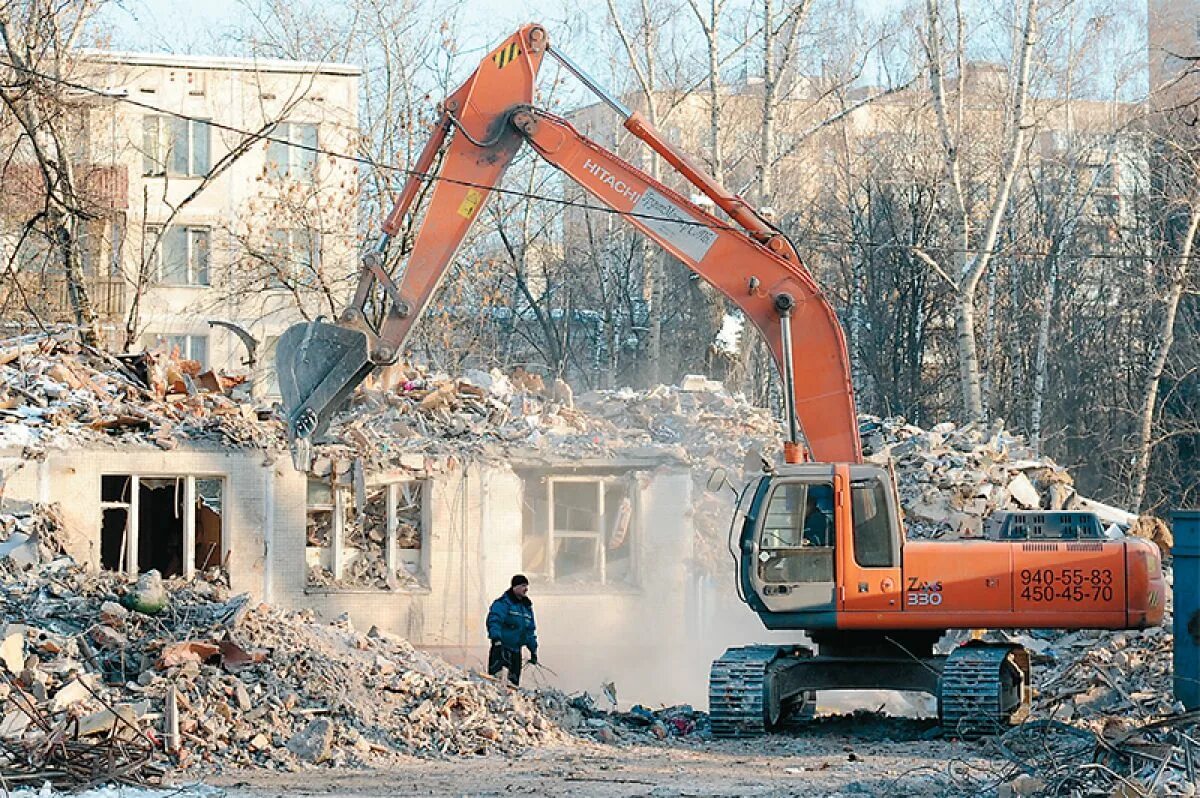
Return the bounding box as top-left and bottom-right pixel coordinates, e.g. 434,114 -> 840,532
195,478 -> 223,572
522,473 -> 637,588
306,478 -> 425,590
100,475 -> 224,579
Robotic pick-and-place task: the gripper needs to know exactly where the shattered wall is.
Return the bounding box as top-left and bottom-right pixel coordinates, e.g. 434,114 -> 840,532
268,456 -> 723,706
0,444 -> 267,596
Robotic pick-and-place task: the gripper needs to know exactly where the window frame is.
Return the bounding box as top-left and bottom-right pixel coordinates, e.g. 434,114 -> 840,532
146,224 -> 210,286
541,475 -> 637,588
755,481 -> 836,585
99,474 -> 224,579
305,478 -> 427,591
142,115 -> 211,177
267,122 -> 319,183
850,477 -> 898,569
143,333 -> 208,367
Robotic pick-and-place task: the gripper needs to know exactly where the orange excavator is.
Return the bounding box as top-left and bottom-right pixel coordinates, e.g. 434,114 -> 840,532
275,24 -> 1165,736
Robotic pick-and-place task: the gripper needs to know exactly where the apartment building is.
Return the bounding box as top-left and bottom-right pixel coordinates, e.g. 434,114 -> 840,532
1,51 -> 360,389
1148,0 -> 1200,111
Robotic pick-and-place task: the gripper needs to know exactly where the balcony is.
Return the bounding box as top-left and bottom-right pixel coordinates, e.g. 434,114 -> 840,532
0,163 -> 128,217
0,274 -> 126,321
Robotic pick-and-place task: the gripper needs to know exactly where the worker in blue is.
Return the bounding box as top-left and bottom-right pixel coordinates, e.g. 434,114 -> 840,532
486,574 -> 538,686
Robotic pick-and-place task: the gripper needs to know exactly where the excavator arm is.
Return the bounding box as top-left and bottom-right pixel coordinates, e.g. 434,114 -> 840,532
275,23 -> 862,464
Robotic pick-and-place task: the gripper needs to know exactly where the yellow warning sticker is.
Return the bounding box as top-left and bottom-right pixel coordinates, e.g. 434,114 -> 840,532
457,188 -> 483,219
1149,590 -> 1159,607
492,41 -> 521,69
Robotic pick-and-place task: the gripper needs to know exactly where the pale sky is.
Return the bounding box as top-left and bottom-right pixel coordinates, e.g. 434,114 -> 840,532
97,0 -> 570,56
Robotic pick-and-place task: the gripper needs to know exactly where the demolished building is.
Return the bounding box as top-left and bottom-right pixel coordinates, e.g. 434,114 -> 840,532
0,332 -> 1168,709
0,335 -> 756,706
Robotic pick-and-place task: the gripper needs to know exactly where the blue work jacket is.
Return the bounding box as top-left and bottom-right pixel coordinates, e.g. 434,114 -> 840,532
486,589 -> 538,652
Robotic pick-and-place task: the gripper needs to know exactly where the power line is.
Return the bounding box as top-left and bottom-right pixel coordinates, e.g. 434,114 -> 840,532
0,55 -> 1191,264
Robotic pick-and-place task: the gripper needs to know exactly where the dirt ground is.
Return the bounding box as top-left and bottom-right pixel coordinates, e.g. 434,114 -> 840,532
208,718 -> 1016,798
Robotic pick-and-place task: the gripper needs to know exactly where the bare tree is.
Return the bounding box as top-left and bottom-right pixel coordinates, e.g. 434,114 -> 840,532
0,0 -> 106,344
1132,169 -> 1200,511
917,0 -> 1039,423
685,0 -> 732,183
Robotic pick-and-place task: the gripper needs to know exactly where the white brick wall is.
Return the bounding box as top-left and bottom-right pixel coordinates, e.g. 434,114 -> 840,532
5,445 -> 768,706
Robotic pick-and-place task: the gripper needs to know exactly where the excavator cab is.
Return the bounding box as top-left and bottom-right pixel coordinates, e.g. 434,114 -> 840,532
734,464 -> 905,626
752,476 -> 838,608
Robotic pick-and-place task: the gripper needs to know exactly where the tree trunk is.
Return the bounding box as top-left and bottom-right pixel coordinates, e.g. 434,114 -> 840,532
58,211 -> 101,345
1131,199 -> 1200,512
926,0 -> 1038,422
608,0 -> 666,385
687,0 -> 725,182
0,12 -> 100,346
1030,254 -> 1056,456
758,0 -> 776,205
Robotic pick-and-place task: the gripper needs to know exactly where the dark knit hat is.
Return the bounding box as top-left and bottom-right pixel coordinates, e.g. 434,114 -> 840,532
511,573 -> 530,588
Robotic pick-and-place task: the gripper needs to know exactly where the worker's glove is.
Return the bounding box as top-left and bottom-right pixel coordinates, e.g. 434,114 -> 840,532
529,650 -> 539,665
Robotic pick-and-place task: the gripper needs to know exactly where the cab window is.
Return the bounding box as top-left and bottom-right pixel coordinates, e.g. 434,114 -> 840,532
757,482 -> 835,583
851,478 -> 896,567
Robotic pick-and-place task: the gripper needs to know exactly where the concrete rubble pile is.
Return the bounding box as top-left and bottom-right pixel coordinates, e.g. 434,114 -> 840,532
991,614 -> 1198,796
0,332 -> 270,453
0,507 -> 569,788
329,367 -> 776,466
859,415 -> 1151,541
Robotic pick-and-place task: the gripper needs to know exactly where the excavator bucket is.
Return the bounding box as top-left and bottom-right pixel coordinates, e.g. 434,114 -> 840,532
275,320 -> 374,442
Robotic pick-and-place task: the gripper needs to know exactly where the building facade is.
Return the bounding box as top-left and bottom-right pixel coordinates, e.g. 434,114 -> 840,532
0,442 -> 765,707
1,52 -> 361,392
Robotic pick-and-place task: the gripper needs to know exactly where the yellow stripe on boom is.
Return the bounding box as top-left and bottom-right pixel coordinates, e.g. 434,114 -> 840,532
492,41 -> 520,69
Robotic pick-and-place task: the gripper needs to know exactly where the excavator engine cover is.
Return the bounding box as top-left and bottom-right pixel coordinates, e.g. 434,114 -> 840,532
275,320 -> 373,442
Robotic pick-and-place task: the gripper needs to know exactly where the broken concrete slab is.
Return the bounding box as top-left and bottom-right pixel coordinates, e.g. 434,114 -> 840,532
287,717 -> 334,763
0,532 -> 38,567
1073,496 -> 1138,528
1006,472 -> 1042,509
0,625 -> 26,673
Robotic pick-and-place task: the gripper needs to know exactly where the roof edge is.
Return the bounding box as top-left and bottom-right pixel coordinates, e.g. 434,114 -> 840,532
78,48 -> 362,77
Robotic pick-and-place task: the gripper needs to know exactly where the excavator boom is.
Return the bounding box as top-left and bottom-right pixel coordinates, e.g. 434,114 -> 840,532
274,24 -> 861,463
277,24 -> 547,445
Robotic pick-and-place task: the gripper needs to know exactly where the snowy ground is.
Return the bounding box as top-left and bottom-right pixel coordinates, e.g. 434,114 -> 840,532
9,719 -> 1015,798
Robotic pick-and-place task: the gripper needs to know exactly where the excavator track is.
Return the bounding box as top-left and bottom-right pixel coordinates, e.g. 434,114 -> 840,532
709,645 -> 810,738
938,644 -> 1031,738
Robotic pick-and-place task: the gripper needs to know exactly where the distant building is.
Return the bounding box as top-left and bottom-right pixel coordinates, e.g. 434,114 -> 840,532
0,52 -> 361,393
1148,0 -> 1200,113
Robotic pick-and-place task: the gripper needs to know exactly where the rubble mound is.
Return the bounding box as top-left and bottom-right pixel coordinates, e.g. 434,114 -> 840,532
332,368 -> 778,469
988,618 -> 1196,795
0,509 -> 568,788
860,415 -> 1137,539
0,332 -> 270,452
